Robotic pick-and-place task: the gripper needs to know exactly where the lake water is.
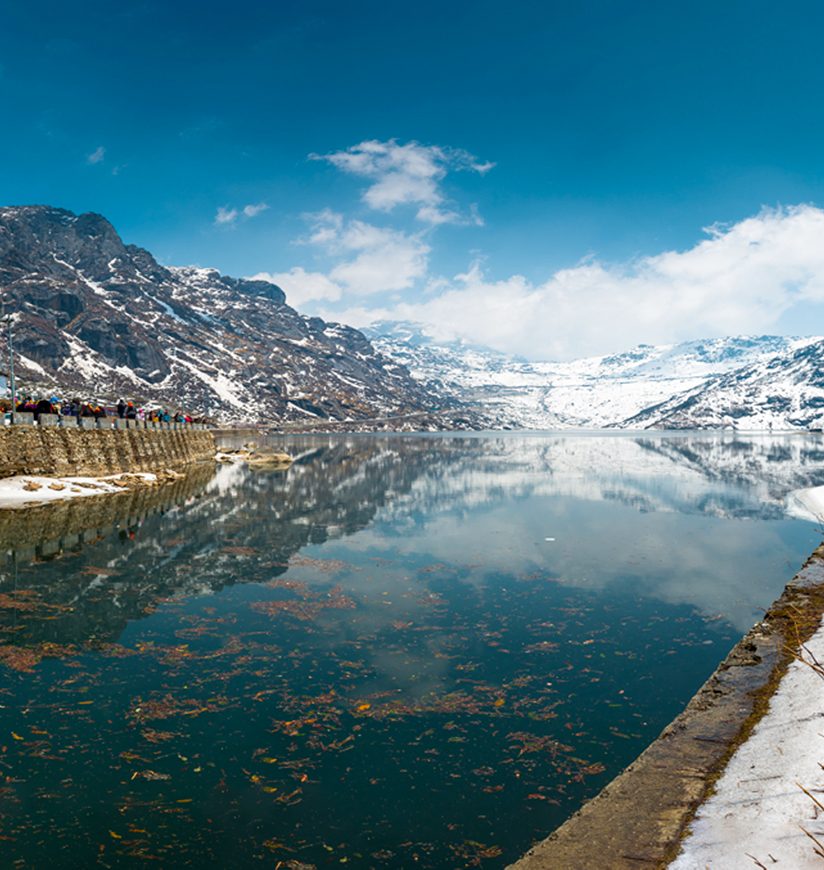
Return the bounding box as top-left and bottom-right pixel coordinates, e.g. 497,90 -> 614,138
1,432 -> 823,867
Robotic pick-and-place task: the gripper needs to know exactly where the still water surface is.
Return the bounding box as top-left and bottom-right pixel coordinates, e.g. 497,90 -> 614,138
1,433 -> 823,867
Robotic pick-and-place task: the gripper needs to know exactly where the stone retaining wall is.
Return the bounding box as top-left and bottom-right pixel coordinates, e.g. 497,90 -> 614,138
0,426 -> 215,478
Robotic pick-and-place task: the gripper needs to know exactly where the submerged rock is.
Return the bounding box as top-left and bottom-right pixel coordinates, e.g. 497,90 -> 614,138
215,447 -> 293,470
245,451 -> 293,470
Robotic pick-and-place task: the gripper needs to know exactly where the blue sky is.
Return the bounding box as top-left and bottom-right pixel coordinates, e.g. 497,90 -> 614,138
3,0 -> 824,357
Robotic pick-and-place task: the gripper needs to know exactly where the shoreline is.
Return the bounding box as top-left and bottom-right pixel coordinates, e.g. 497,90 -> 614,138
670,611 -> 824,867
0,462 -> 216,556
786,483 -> 824,524
0,425 -> 217,510
0,469 -> 191,509
510,538 -> 824,869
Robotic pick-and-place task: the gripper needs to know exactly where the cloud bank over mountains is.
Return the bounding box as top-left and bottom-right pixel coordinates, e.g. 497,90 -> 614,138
251,138 -> 824,360
358,204 -> 824,360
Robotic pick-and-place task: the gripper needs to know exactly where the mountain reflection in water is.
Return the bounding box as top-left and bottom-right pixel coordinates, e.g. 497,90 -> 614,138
0,432 -> 821,868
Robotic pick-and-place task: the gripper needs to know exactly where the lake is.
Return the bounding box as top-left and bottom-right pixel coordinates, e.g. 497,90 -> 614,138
1,432 -> 823,867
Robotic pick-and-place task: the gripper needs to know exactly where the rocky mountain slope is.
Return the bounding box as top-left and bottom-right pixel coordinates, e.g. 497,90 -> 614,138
367,322 -> 821,429
0,206 -> 459,425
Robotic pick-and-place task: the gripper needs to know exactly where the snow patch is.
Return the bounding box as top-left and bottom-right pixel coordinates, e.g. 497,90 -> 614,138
786,485 -> 824,523
669,617 -> 824,869
0,473 -> 157,508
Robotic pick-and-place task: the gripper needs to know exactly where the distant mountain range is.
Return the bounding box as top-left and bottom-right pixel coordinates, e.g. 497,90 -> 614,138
365,322 -> 824,430
3,205 -> 823,430
0,206 -> 468,426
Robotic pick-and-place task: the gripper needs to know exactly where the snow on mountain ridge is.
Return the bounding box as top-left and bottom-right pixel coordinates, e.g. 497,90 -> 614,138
623,338 -> 824,430
367,321 -> 821,429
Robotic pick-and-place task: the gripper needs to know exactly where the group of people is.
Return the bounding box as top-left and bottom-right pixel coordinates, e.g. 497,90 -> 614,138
116,399 -> 193,425
3,395 -> 202,425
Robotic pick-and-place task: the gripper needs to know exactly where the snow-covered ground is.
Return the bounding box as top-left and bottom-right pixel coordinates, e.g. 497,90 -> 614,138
664,478 -> 824,866
0,472 -> 159,508
669,617 -> 824,869
786,485 -> 824,524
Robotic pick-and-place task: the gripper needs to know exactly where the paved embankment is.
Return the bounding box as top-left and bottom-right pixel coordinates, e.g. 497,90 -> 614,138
509,544 -> 824,870
0,426 -> 215,478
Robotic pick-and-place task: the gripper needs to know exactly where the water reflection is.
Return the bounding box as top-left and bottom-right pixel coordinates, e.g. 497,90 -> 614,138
259,432 -> 824,631
0,433 -> 821,868
8,432 -> 820,648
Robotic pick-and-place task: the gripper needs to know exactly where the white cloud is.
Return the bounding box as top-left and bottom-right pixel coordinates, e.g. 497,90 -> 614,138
214,202 -> 269,225
291,140 -> 824,358
86,146 -> 105,165
214,206 -> 239,225
312,139 -> 492,225
243,202 -> 269,218
250,267 -> 343,308
336,205 -> 824,360
296,210 -> 430,296
329,224 -> 429,295
302,208 -> 344,245
262,139 -> 482,307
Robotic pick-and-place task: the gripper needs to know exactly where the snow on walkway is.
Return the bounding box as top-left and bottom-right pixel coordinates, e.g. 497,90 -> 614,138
669,616 -> 824,869
0,473 -> 158,508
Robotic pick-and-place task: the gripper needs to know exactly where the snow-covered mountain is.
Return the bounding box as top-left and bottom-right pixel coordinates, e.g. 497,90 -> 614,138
5,206 -> 820,431
624,339 -> 824,429
366,322 -> 822,429
0,207 -> 469,426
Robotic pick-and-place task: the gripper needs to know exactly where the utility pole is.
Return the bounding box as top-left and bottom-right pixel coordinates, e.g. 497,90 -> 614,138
1,294 -> 15,405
